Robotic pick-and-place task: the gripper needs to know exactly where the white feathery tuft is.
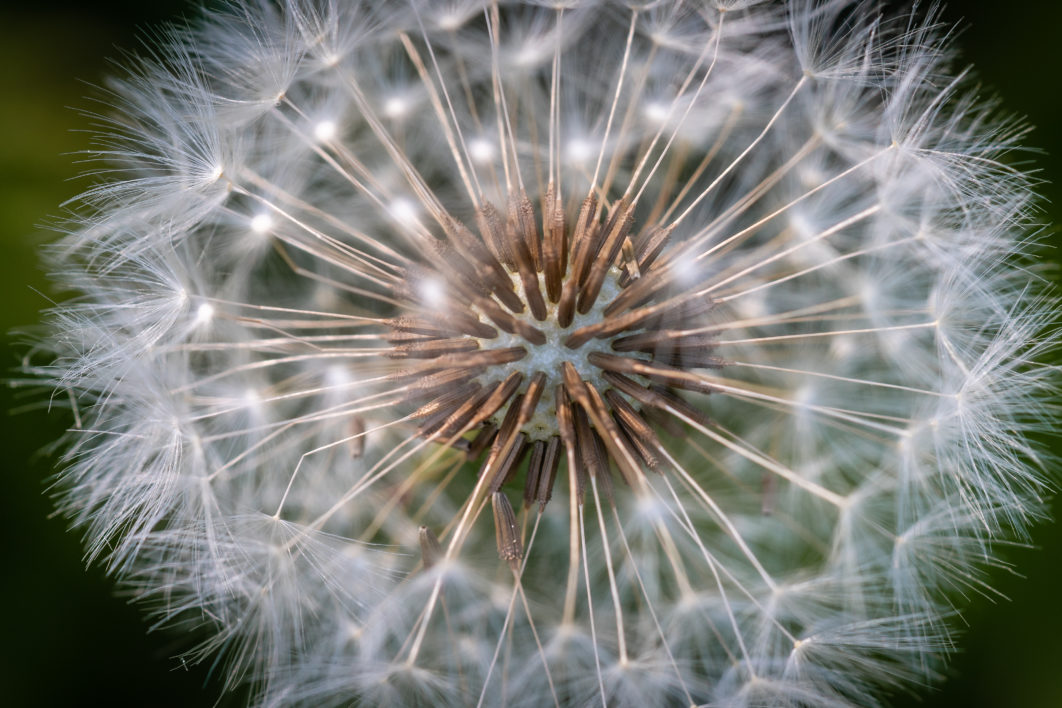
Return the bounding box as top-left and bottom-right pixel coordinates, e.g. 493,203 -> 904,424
30,1 -> 1058,706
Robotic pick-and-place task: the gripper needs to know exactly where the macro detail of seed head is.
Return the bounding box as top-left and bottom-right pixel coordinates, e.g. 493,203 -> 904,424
386,187 -> 721,557
30,1 -> 1058,707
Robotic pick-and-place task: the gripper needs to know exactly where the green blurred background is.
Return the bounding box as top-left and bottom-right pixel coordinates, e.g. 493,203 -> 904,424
1,2 -> 1059,706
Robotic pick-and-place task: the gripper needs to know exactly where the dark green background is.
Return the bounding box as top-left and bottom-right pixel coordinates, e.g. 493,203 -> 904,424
1,3 -> 1059,706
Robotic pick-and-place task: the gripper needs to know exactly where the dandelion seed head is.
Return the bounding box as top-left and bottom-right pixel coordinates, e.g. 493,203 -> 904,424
31,1 -> 1058,706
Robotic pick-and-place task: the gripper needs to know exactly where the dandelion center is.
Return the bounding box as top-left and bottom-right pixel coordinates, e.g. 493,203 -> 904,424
386,188 -> 719,565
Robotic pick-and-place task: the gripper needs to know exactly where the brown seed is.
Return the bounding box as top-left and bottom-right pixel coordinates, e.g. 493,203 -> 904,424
577,197 -> 633,314
542,182 -> 567,303
387,337 -> 480,359
523,440 -> 546,508
491,492 -> 522,571
535,436 -> 562,511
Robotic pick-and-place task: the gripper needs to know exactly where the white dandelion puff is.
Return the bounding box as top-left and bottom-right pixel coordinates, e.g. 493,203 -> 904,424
30,1 -> 1058,706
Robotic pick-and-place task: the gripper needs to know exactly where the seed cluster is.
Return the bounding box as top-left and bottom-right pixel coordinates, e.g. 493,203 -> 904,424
384,186 -> 722,567
36,1 -> 1057,704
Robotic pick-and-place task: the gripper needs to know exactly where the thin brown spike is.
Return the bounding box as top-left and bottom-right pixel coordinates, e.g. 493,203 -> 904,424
570,195 -> 605,287
472,294 -> 546,345
557,193 -> 599,327
556,272 -> 579,329
641,402 -> 686,437
577,197 -> 633,314
518,267 -> 548,322
563,303 -> 663,349
518,372 -> 548,424
603,266 -> 664,316
640,296 -> 716,330
542,182 -> 566,303
425,239 -> 481,289
568,193 -> 599,279
614,413 -> 661,471
636,223 -> 674,266
566,293 -> 713,349
444,310 -> 499,339
476,201 -> 516,270
396,350 -> 521,388
488,276 -> 527,314
481,267 -> 527,316
599,370 -> 667,406
536,436 -> 562,511
619,237 -> 640,283
504,194 -> 547,322
612,331 -> 723,368
498,433 -> 529,489
561,363 -> 623,490
655,349 -> 726,369
587,352 -> 717,395
445,346 -> 529,369
619,224 -> 673,286
761,471 -> 777,515
415,395 -> 469,433
491,492 -> 523,571
391,264 -> 447,305
466,372 -> 524,429
484,426 -> 527,494
600,370 -> 715,429
396,366 -> 481,398
416,390 -> 483,437
439,214 -> 498,271
590,426 -> 615,501
513,248 -> 548,322
644,384 -> 716,429
482,388 -> 530,492
388,314 -> 497,340
523,440 -> 546,508
603,389 -> 664,472
387,337 -> 481,359
572,403 -> 608,502
554,385 -> 584,504
555,385 -> 576,450
610,330 -> 715,353
425,385 -> 495,439
581,380 -> 643,488
426,241 -> 522,318
384,330 -> 437,345
440,214 -> 522,311
491,392 -> 526,460
509,319 -> 547,346
384,316 -> 456,340
560,361 -> 591,410
509,190 -> 542,272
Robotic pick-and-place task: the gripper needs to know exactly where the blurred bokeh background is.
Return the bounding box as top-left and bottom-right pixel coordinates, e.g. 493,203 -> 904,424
1,2 -> 1059,706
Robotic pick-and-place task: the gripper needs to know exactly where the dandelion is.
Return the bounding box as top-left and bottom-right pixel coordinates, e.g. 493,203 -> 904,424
32,1 -> 1058,706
